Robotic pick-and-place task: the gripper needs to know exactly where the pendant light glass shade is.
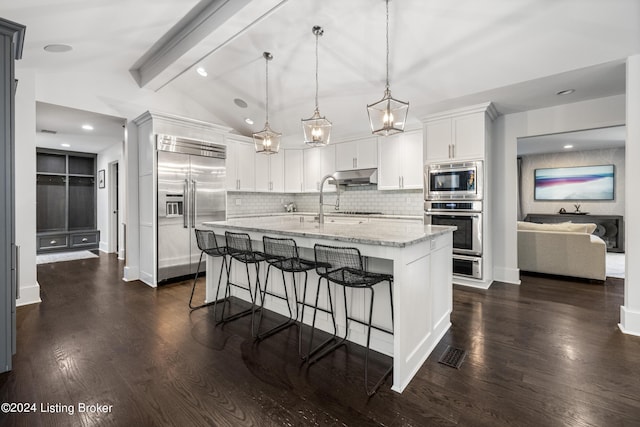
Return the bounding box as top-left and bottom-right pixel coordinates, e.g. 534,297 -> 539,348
302,26 -> 332,147
254,52 -> 281,154
367,88 -> 409,136
367,0 -> 409,136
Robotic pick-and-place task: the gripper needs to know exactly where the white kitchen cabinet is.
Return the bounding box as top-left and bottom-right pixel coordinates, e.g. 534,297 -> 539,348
303,145 -> 336,192
225,136 -> 255,191
423,102 -> 496,163
303,148 -> 320,192
378,129 -> 423,190
255,150 -> 284,192
284,149 -> 304,193
335,137 -> 378,171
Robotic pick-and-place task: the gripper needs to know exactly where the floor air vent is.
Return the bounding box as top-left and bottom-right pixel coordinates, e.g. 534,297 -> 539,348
438,345 -> 466,369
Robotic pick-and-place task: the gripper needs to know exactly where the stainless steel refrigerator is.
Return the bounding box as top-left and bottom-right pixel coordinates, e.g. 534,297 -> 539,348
156,135 -> 226,283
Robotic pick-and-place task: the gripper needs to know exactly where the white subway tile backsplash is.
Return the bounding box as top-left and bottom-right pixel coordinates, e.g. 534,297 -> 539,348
227,187 -> 424,217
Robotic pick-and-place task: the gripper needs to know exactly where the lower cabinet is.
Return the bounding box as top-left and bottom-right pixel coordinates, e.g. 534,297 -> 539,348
37,230 -> 100,252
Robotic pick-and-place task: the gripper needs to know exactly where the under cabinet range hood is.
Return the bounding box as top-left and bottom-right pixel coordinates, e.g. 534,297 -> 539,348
331,168 -> 378,186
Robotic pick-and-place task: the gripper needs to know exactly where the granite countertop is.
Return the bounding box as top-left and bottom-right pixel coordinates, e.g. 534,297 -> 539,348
203,215 -> 454,248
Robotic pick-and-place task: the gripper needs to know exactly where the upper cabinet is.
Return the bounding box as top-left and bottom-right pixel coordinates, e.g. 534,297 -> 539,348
335,137 -> 378,171
225,136 -> 255,191
378,129 -> 423,190
423,102 -> 497,163
303,145 -> 336,192
284,149 -> 304,193
255,150 -> 284,192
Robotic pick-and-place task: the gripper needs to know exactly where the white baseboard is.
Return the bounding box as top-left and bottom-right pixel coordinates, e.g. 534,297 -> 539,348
17,282 -> 42,307
139,271 -> 156,288
453,276 -> 493,289
493,266 -> 521,285
99,241 -> 109,253
619,306 -> 640,337
123,265 -> 139,282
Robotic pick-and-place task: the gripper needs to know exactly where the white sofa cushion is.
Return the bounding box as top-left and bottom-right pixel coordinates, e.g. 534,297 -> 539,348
517,226 -> 606,281
517,221 -> 597,234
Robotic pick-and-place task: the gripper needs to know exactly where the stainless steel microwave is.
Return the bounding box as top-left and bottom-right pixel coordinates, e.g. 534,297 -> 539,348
425,161 -> 483,200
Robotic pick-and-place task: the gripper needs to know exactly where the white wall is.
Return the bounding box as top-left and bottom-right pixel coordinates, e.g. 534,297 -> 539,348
14,68 -> 40,306
97,142 -> 124,254
493,94 -> 626,285
520,148 -> 625,217
621,54 -> 640,336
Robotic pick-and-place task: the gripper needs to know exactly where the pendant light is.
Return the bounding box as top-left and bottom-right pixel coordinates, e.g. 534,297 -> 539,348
302,26 -> 332,147
367,0 -> 409,136
253,52 -> 281,154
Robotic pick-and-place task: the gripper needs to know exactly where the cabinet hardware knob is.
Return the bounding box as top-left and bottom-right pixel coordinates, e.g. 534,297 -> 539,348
82,238 -> 88,242
50,240 -> 57,245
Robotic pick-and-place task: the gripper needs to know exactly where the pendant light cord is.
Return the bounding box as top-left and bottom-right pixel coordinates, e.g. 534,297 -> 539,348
265,54 -> 270,123
315,30 -> 319,110
385,0 -> 390,90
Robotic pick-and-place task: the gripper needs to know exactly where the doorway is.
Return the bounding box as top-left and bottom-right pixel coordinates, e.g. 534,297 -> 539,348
109,161 -> 120,255
516,125 -> 626,279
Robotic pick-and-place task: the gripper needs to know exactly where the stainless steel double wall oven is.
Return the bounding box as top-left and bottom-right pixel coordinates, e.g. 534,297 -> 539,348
424,161 -> 484,279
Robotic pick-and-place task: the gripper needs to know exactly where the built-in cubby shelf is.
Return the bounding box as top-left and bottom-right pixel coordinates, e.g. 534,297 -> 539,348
36,149 -> 99,253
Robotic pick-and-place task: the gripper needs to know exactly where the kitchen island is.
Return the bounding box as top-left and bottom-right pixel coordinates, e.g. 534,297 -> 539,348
203,215 -> 455,393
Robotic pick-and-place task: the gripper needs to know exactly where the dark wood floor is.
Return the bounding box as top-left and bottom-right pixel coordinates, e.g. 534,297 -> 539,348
1,253 -> 639,426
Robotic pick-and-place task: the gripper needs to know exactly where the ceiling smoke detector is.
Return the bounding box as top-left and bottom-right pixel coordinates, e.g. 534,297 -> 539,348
234,98 -> 248,108
44,44 -> 73,53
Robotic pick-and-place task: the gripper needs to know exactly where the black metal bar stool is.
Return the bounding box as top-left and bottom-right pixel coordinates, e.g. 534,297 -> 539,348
221,231 -> 268,335
255,236 -> 320,355
307,243 -> 394,396
189,229 -> 229,313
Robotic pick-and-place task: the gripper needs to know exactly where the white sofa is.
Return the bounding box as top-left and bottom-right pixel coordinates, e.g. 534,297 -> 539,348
517,221 -> 606,281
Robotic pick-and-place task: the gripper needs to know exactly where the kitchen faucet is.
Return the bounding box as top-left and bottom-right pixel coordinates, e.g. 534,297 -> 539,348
318,174 -> 340,224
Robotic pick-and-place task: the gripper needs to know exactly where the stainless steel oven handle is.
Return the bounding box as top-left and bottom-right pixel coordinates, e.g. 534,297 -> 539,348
425,212 -> 480,217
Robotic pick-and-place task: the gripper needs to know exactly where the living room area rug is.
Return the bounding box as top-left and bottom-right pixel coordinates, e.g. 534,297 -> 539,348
36,250 -> 99,265
606,253 -> 625,279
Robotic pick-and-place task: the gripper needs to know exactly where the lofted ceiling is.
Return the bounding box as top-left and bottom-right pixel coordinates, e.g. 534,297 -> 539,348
3,0 -> 640,150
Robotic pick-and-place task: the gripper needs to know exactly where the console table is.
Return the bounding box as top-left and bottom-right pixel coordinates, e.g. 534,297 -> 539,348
523,213 -> 624,253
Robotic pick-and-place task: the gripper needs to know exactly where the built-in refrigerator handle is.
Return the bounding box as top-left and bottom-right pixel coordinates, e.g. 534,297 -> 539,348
14,245 -> 20,300
183,179 -> 189,228
191,180 -> 197,228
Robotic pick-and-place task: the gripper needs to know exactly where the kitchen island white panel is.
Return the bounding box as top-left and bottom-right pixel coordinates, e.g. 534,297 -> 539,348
203,215 -> 454,393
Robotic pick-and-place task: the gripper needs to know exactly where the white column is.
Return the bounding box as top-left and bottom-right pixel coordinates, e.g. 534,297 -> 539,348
14,68 -> 40,306
620,54 -> 640,336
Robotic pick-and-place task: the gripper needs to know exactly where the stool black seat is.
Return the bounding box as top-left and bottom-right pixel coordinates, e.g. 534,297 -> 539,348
189,229 -> 229,313
221,231 -> 268,335
308,243 -> 394,396
256,236 -> 319,353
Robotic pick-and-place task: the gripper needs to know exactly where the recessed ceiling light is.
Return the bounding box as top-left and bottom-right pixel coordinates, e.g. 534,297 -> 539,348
196,67 -> 208,77
564,144 -> 574,149
61,143 -> 71,148
244,117 -> 254,125
82,124 -> 94,131
556,89 -> 575,96
44,44 -> 73,53
234,98 -> 248,108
